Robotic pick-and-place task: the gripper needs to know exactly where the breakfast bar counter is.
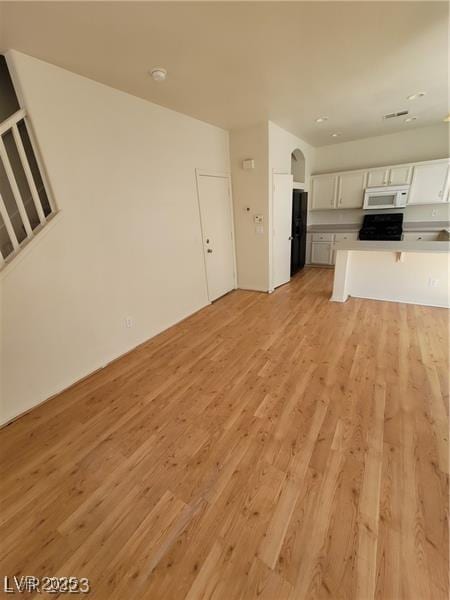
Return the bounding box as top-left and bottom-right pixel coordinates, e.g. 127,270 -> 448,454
331,240 -> 450,308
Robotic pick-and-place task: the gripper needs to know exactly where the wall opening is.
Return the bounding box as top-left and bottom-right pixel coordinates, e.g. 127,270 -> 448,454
291,148 -> 305,183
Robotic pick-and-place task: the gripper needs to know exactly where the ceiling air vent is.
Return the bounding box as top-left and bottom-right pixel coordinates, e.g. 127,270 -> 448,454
383,110 -> 409,120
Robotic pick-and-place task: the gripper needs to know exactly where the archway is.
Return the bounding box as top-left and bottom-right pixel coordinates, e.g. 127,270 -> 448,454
291,148 -> 305,184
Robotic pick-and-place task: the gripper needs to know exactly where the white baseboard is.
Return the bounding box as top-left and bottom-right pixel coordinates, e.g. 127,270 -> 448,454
349,293 -> 449,309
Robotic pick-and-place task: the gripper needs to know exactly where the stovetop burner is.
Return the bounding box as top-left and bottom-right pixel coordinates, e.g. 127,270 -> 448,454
359,213 -> 403,241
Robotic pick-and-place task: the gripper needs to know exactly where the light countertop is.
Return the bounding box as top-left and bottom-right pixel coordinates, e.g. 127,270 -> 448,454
333,240 -> 450,254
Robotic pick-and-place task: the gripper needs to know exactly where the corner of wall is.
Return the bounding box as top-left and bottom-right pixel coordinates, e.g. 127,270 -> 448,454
230,122 -> 270,292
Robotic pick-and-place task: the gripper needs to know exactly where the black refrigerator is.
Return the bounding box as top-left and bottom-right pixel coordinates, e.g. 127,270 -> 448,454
291,190 -> 308,276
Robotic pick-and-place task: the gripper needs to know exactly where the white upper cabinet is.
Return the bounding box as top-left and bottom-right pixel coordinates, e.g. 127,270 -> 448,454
310,174 -> 337,210
310,158 -> 449,210
408,161 -> 449,205
367,168 -> 388,187
388,165 -> 412,185
337,171 -> 366,209
367,165 -> 411,187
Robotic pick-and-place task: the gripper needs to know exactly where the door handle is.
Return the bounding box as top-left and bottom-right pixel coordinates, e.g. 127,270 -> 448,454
207,249 -> 213,253
288,236 -> 293,240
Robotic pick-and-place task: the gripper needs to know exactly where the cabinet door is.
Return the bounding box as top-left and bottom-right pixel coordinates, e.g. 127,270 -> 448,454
402,232 -> 437,241
305,233 -> 312,265
334,232 -> 358,241
312,233 -> 334,242
311,175 -> 337,210
311,242 -> 332,264
408,162 -> 450,205
367,168 -> 388,187
388,165 -> 412,185
337,172 -> 366,209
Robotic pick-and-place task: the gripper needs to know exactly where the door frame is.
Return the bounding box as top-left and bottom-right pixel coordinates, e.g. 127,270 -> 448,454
195,169 -> 237,302
269,170 -> 293,293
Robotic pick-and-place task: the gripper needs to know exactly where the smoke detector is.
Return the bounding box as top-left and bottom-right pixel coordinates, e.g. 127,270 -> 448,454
149,67 -> 167,81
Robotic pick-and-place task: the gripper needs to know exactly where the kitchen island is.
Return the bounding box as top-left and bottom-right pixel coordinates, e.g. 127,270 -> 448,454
331,240 -> 450,308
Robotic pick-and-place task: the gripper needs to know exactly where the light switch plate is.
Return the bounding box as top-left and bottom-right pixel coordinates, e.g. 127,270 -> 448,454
242,159 -> 255,170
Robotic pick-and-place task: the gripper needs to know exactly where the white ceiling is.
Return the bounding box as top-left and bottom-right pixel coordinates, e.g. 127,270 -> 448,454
1,1 -> 448,146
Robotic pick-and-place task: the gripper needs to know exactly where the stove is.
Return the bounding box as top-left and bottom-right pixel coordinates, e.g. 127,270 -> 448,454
359,213 -> 403,241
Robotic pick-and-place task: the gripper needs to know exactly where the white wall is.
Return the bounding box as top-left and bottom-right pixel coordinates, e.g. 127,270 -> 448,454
341,250 -> 449,308
309,124 -> 450,227
230,123 -> 269,291
230,121 -> 314,292
268,121 -> 314,190
309,202 -> 450,227
0,51 -> 230,425
313,124 -> 449,174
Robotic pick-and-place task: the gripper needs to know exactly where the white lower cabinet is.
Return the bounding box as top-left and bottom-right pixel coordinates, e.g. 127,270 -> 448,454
332,232 -> 358,264
311,233 -> 334,265
309,231 -> 358,266
311,242 -> 333,265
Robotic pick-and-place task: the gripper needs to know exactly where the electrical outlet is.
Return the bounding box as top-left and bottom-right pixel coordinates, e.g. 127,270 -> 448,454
125,317 -> 134,328
428,277 -> 439,288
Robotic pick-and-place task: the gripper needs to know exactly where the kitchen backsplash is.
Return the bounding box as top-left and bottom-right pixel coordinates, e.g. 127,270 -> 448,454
308,203 -> 450,226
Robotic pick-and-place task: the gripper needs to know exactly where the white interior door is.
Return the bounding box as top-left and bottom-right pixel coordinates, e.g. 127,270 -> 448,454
197,173 -> 235,301
272,173 -> 293,289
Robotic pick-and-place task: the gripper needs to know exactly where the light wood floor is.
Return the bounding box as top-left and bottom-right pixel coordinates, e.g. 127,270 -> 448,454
1,268 -> 448,599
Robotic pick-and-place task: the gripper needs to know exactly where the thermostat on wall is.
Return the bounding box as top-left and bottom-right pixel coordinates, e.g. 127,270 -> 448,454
242,159 -> 255,170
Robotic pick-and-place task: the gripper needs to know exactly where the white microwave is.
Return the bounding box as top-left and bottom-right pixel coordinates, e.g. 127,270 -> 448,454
363,185 -> 409,210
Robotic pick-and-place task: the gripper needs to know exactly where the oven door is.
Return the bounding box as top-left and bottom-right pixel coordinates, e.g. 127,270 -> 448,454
363,190 -> 397,210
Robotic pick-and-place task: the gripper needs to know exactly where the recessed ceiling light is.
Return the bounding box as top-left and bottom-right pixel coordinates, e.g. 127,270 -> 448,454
149,67 -> 167,81
404,116 -> 417,123
407,92 -> 426,100
315,116 -> 328,123
331,132 -> 341,137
